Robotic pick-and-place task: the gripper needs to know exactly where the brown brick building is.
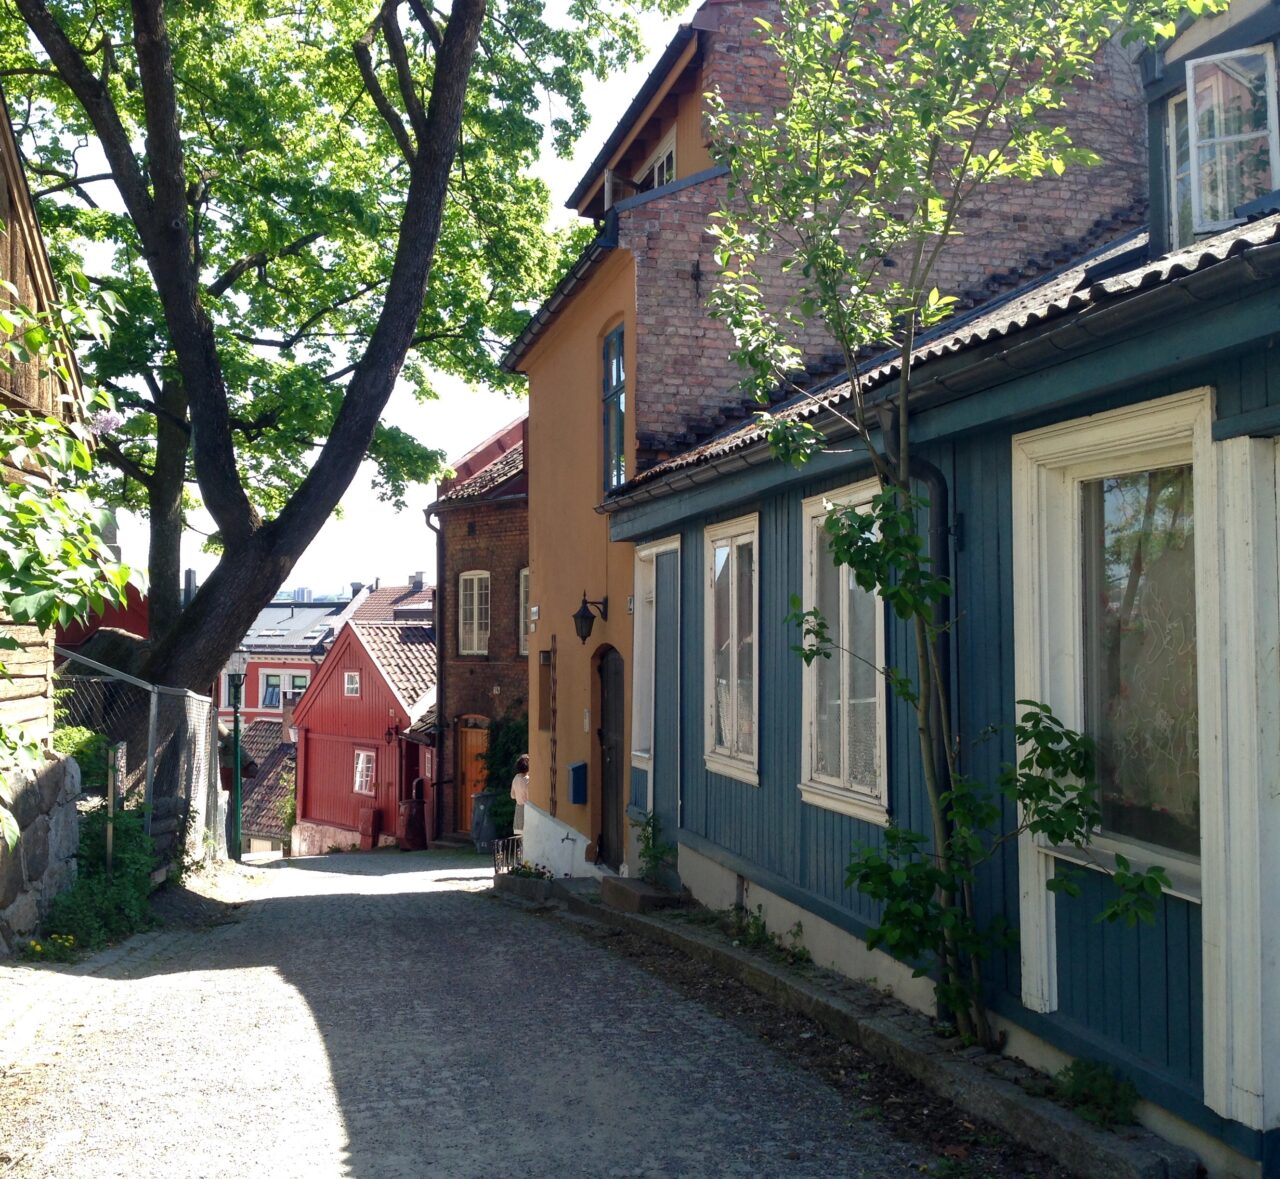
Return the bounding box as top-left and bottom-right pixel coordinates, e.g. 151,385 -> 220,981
424,416 -> 528,837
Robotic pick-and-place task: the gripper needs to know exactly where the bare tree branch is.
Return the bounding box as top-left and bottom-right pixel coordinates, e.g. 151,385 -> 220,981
380,0 -> 428,142
206,231 -> 322,298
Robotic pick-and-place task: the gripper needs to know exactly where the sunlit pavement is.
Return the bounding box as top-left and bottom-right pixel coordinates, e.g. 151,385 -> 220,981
0,850 -> 931,1178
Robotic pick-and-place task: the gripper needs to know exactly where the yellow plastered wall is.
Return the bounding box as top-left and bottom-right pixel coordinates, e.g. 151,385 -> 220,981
675,66 -> 714,178
521,249 -> 637,859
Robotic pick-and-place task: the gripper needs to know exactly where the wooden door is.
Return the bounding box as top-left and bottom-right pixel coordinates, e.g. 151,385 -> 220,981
455,718 -> 489,834
598,648 -> 625,870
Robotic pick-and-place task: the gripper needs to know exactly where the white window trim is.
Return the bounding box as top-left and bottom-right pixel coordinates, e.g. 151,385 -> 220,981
344,670 -> 361,697
519,567 -> 530,657
458,569 -> 491,656
635,127 -> 676,189
703,514 -> 759,786
1182,44 -> 1280,237
259,670 -> 284,711
284,671 -> 310,702
798,483 -> 889,826
633,537 -> 681,808
1013,388 -> 1280,1130
353,749 -> 376,794
1166,91 -> 1190,248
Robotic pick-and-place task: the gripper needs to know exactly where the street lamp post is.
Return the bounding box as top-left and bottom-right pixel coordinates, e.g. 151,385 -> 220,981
227,649 -> 248,862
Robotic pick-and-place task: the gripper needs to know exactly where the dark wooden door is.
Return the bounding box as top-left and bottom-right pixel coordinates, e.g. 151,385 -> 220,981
455,718 -> 489,834
598,648 -> 625,870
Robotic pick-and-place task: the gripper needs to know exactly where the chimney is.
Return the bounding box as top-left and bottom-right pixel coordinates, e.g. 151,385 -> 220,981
351,581 -> 363,599
410,571 -> 424,592
183,568 -> 198,606
281,697 -> 297,744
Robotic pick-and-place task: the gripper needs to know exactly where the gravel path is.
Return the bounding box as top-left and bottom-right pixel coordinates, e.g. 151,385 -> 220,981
0,851 -> 937,1179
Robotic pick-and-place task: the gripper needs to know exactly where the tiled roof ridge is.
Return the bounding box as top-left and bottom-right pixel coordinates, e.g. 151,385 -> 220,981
953,194 -> 1149,310
438,440 -> 525,501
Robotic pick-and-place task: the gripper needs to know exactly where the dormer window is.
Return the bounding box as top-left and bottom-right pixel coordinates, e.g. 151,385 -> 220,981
1168,45 -> 1280,248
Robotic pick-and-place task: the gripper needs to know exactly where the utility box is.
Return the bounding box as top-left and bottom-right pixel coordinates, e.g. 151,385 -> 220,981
569,761 -> 588,806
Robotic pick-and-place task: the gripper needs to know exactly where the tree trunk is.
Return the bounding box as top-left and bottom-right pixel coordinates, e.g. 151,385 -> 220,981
145,381 -> 189,646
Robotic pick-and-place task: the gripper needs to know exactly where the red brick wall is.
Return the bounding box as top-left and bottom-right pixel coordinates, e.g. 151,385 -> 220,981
623,0 -> 1148,463
436,497 -> 529,834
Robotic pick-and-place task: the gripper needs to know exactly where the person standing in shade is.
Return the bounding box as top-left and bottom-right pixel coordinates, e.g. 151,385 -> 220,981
510,754 -> 530,835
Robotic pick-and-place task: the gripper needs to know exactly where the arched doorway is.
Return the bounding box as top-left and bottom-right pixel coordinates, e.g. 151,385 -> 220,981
596,647 -> 625,870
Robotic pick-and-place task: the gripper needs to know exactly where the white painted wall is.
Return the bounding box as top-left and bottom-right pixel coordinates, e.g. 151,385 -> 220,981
521,803 -> 604,878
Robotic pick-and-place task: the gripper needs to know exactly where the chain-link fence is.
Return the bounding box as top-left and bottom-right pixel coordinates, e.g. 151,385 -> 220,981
53,646 -> 225,867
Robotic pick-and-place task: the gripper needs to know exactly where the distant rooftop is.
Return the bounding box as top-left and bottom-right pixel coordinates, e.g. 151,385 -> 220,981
240,600 -> 352,655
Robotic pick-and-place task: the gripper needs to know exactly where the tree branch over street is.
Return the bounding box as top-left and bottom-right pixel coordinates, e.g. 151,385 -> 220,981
0,0 -> 681,689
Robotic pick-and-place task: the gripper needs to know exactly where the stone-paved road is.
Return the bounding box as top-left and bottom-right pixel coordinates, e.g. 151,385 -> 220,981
0,851 -> 936,1179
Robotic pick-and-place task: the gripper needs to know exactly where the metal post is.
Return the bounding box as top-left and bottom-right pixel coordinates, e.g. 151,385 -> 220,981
232,679 -> 243,862
106,742 -> 124,880
144,687 -> 159,834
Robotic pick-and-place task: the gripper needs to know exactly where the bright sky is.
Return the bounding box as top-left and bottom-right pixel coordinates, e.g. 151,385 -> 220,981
115,3 -> 696,599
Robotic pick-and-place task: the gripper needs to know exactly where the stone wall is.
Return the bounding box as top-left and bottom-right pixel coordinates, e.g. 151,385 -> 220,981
0,752 -> 80,955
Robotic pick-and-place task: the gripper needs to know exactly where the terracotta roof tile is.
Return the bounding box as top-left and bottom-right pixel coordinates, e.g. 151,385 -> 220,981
242,742 -> 294,842
241,719 -> 285,767
438,442 -> 525,501
351,622 -> 437,717
352,585 -> 435,621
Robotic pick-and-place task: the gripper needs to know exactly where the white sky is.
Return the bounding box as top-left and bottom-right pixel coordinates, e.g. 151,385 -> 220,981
115,4 -> 695,599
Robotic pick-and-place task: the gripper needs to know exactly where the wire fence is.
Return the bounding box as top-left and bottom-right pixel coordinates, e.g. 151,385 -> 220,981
53,647 -> 225,867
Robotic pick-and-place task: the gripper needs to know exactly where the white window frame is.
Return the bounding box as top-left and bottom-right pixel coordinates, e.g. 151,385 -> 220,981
260,671 -> 283,711
1175,44 -> 1280,243
703,514 -> 759,785
635,127 -> 676,190
458,569 -> 490,655
344,670 -> 361,697
798,483 -> 888,825
353,748 -> 376,794
1016,388 -> 1280,1131
519,567 -> 531,656
1013,390 -> 1218,1008
632,538 -> 681,791
284,671 -> 310,703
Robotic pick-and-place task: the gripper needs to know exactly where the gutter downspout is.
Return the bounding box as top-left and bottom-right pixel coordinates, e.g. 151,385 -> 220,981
424,503 -> 446,841
877,410 -> 954,809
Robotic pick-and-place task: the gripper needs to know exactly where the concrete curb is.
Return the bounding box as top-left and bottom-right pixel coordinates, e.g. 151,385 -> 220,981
552,890 -> 1201,1179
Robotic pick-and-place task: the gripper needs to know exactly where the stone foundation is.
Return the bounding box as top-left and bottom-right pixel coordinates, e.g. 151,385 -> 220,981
289,820 -> 397,857
0,753 -> 81,955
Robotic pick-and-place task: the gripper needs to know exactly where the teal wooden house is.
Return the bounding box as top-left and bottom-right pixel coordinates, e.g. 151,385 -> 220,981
604,7 -> 1280,1173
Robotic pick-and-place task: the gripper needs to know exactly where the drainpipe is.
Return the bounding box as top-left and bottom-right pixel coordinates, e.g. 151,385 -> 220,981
877,410 -> 954,799
424,503 -> 446,841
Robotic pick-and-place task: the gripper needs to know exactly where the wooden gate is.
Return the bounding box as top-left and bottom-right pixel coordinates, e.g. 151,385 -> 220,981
455,716 -> 489,834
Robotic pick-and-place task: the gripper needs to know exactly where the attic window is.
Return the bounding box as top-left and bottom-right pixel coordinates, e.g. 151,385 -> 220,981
1168,45 -> 1280,248
634,130 -> 676,193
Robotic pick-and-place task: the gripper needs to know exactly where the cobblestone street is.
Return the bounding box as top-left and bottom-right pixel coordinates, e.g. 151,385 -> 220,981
0,851 -> 940,1179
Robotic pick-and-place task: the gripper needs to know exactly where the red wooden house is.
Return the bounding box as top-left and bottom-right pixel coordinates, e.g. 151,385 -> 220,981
292,620 -> 436,854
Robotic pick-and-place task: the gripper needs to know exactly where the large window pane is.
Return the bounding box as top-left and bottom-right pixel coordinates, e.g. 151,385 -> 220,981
1171,96 -> 1193,247
813,525 -> 842,779
845,567 -> 878,788
713,540 -> 731,750
735,539 -> 755,759
1082,465 -> 1199,856
1191,52 -> 1274,225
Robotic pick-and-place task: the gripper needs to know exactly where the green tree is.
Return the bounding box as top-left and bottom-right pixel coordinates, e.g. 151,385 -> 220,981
0,283 -> 133,846
0,0 -> 677,689
707,0 -> 1216,1044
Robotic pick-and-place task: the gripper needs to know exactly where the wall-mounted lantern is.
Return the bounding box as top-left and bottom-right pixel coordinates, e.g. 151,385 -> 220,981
573,593 -> 608,644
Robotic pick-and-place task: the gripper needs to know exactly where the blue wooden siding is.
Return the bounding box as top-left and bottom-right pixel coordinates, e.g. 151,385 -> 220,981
652,550 -> 681,841
628,326 -> 1280,1135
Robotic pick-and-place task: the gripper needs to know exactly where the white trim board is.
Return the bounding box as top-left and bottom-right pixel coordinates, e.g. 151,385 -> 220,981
1012,387 -> 1280,1129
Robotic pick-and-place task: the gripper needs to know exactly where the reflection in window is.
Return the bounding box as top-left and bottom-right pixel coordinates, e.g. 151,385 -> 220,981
1081,465 -> 1198,856
1171,46 -> 1279,246
262,674 -> 281,709
708,523 -> 756,766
